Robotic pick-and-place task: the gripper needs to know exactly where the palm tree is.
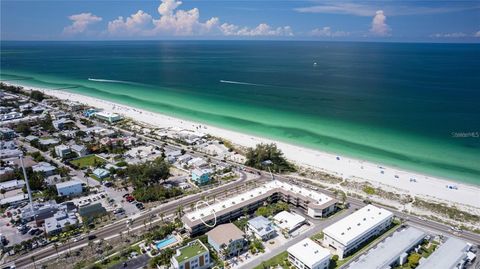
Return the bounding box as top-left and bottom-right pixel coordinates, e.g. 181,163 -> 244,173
31,256 -> 37,269
53,243 -> 59,259
0,189 -> 6,199
160,212 -> 165,222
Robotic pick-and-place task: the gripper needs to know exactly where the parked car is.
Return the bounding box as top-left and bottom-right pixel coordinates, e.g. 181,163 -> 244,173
88,235 -> 97,240
126,196 -> 135,203
135,203 -> 145,210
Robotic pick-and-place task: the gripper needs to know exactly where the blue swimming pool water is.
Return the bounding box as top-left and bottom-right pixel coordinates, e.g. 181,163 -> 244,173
156,235 -> 177,249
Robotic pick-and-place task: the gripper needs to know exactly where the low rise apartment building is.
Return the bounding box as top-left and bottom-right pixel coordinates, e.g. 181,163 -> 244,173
323,205 -> 394,258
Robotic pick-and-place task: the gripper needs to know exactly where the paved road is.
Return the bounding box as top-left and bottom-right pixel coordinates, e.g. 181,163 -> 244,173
11,171 -> 258,268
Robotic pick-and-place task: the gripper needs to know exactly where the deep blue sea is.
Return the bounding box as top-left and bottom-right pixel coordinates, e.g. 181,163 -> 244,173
1,41 -> 479,184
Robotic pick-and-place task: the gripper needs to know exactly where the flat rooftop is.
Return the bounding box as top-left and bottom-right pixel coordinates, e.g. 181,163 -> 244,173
417,237 -> 469,269
174,240 -> 208,263
273,211 -> 305,231
288,238 -> 331,268
323,205 -> 394,246
56,180 -> 82,189
347,227 -> 426,269
185,180 -> 333,223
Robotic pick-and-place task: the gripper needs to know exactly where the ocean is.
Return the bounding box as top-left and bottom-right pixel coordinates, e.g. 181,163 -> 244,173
1,41 -> 479,185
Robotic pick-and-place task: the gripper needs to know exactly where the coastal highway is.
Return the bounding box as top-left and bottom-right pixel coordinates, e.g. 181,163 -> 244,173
11,170 -> 264,268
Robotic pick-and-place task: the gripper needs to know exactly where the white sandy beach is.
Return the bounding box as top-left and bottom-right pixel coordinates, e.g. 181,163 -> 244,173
9,84 -> 480,209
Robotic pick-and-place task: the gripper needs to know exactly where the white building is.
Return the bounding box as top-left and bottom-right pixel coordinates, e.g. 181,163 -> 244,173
288,238 -> 331,269
0,179 -> 25,191
56,180 -> 83,196
70,144 -> 87,157
94,111 -> 122,123
55,145 -> 71,158
183,180 -> 336,236
417,237 -> 471,269
171,239 -> 210,269
273,211 -> 306,234
323,205 -> 394,258
32,162 -> 57,176
246,216 -> 276,241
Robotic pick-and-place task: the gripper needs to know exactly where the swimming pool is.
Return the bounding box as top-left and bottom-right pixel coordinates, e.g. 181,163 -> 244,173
155,235 -> 177,249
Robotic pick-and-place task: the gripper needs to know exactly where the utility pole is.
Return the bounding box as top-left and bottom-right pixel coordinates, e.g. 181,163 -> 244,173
19,154 -> 34,212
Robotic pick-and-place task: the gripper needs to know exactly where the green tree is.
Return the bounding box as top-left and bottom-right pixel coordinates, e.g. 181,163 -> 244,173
245,143 -> 295,173
30,90 -> 45,102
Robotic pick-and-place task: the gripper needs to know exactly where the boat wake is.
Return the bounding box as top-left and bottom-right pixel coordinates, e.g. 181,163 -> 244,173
88,78 -> 143,86
219,80 -> 268,87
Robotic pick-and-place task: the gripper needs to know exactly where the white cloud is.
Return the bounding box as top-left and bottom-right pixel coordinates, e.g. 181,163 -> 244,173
63,13 -> 102,35
220,23 -> 293,36
430,32 -> 468,38
370,10 -> 390,36
310,27 -> 349,37
108,10 -> 153,36
294,2 -> 480,17
295,3 -> 375,16
474,31 -> 480,37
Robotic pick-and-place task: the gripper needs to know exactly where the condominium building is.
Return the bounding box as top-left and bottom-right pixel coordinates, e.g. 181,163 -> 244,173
347,227 -> 426,268
94,111 -> 122,123
182,180 -> 337,236
417,237 -> 471,269
323,205 -> 394,258
288,238 -> 331,269
56,180 -> 83,196
171,239 -> 210,269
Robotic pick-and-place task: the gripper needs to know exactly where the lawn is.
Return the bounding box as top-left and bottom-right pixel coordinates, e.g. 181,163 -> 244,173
71,155 -> 106,169
253,251 -> 290,269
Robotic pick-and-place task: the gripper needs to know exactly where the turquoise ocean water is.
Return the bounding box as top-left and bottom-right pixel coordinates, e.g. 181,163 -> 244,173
1,41 -> 479,185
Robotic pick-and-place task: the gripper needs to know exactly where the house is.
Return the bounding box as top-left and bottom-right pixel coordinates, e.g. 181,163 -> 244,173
94,111 -> 122,123
55,145 -> 71,158
0,193 -> 28,206
0,141 -> 17,150
44,210 -> 78,235
70,144 -> 87,157
0,112 -> 22,121
323,205 -> 394,258
171,239 -> 210,269
273,211 -> 306,234
31,106 -> 45,114
177,154 -> 193,164
0,128 -> 15,140
20,201 -> 62,225
0,167 -> 15,181
56,180 -> 83,196
288,238 -> 331,269
188,157 -> 207,168
206,223 -> 247,258
32,162 -> 57,177
0,179 -> 26,191
191,169 -> 212,185
83,108 -> 97,117
25,135 -> 39,142
52,118 -> 73,130
92,168 -> 110,179
246,216 -> 276,241
39,138 -> 60,147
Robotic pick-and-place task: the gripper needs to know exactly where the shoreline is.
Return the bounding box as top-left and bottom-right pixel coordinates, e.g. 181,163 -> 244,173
4,82 -> 480,209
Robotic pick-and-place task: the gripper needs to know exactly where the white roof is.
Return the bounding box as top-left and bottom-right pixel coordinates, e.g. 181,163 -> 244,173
56,180 -> 82,189
95,111 -> 120,118
0,179 -> 25,189
323,205 -> 393,246
417,237 -> 469,269
185,180 -> 332,222
287,238 -> 331,268
273,211 -> 305,231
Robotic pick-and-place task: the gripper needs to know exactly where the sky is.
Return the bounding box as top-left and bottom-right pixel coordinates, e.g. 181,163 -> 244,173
1,0 -> 480,42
